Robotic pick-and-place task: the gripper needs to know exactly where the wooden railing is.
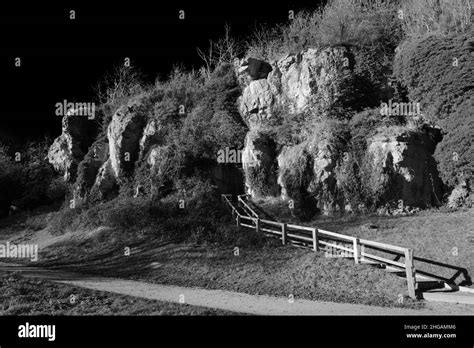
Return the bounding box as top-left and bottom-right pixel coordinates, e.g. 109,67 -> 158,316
222,194 -> 420,298
237,194 -> 259,219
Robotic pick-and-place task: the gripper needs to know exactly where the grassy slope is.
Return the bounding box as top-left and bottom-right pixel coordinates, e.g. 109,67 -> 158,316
318,208 -> 474,284
253,197 -> 474,285
32,226 -> 421,309
4,206 -> 471,311
0,273 -> 236,316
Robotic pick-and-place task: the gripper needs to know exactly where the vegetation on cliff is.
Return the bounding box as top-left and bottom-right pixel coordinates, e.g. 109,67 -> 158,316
0,0 -> 472,223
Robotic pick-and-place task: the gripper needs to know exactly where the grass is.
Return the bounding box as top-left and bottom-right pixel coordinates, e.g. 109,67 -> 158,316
33,226 -> 422,309
250,197 -> 474,286
316,207 -> 474,285
0,272 -> 237,316
4,199 -> 472,311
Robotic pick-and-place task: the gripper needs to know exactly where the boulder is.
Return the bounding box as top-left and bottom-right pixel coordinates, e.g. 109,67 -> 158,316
237,57 -> 273,85
238,79 -> 278,124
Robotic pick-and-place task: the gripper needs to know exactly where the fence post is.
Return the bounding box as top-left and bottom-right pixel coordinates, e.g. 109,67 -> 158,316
312,228 -> 319,251
405,248 -> 417,299
281,223 -> 287,245
353,238 -> 361,264
236,214 -> 240,228
255,218 -> 260,233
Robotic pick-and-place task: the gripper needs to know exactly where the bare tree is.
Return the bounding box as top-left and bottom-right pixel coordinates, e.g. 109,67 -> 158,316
94,64 -> 145,106
197,24 -> 242,77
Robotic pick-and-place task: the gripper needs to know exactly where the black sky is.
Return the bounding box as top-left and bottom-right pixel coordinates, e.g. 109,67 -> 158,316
0,1 -> 324,142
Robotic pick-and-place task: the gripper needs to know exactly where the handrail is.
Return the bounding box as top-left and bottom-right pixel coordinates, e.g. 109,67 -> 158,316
237,194 -> 259,219
221,194 -> 418,299
224,194 -> 411,255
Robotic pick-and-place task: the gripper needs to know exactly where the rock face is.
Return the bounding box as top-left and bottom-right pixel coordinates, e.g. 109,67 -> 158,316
237,47 -> 352,209
74,137 -> 109,200
47,115 -> 96,182
48,102 -> 151,200
237,47 -> 444,215
238,47 -> 352,124
46,46 -> 446,213
147,145 -> 170,174
277,139 -> 340,217
308,139 -> 339,213
92,158 -> 117,199
85,104 -> 148,198
107,105 -> 146,180
242,130 -> 279,197
139,120 -> 162,161
365,129 -> 443,208
277,144 -> 317,219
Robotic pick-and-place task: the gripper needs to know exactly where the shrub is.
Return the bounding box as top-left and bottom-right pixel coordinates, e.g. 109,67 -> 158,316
49,207 -> 84,235
317,0 -> 401,48
97,196 -> 155,230
197,25 -> 244,77
49,176 -> 268,248
177,63 -> 246,163
434,95 -> 474,187
246,0 -> 403,62
0,144 -> 21,216
393,30 -> 474,124
88,61 -> 246,205
400,0 -> 472,37
394,30 -> 474,187
245,1 -> 403,113
45,176 -> 68,203
0,139 -> 60,217
94,65 -> 148,132
245,23 -> 287,61
270,111 -> 308,150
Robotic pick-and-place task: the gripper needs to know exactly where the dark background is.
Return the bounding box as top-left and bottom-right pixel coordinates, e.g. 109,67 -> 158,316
0,1 -> 324,143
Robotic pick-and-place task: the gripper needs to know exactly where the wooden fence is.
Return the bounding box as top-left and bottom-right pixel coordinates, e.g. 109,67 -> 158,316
223,194 -> 420,299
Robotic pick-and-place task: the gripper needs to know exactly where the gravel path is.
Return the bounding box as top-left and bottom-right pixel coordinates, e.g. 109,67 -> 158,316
1,262 -> 472,315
